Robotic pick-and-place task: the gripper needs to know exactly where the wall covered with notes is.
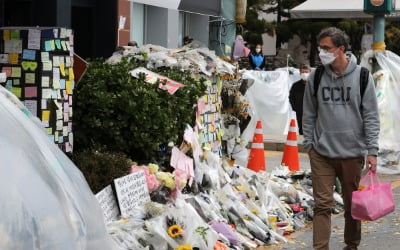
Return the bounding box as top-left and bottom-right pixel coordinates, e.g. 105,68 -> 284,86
0,27 -> 75,152
196,76 -> 223,154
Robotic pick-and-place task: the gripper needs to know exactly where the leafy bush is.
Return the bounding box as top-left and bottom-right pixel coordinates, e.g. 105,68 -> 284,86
73,56 -> 207,163
71,146 -> 132,193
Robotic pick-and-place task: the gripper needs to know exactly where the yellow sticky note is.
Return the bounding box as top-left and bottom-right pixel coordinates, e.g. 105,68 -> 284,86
59,63 -> 65,76
11,87 -> 21,98
46,128 -> 52,134
66,81 -> 72,94
8,53 -> 19,64
50,40 -> 56,50
25,73 -> 35,84
42,110 -> 50,121
68,68 -> 74,80
3,30 -> 10,40
11,67 -> 21,78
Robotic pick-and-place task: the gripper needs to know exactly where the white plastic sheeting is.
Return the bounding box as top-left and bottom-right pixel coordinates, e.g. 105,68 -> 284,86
241,70 -> 291,143
361,50 -> 400,174
0,85 -> 117,250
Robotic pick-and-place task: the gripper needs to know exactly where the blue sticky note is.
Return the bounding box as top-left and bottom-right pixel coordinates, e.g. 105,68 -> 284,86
5,80 -> 12,91
59,136 -> 64,143
48,135 -> 55,142
60,79 -> 66,89
45,41 -> 52,51
22,49 -> 36,60
51,90 -> 58,99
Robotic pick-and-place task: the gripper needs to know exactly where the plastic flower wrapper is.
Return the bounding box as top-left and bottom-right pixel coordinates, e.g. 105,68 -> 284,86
209,221 -> 240,246
107,218 -> 154,250
173,169 -> 188,191
130,165 -> 160,192
194,161 -> 220,192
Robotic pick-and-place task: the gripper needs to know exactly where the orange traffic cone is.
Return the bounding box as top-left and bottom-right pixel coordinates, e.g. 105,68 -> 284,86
281,117 -> 300,171
247,121 -> 266,172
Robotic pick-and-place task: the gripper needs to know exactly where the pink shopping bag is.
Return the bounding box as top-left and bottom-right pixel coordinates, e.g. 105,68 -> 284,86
351,170 -> 395,221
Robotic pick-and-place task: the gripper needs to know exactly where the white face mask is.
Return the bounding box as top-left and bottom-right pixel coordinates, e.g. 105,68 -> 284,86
300,73 -> 310,81
319,49 -> 337,65
255,48 -> 261,53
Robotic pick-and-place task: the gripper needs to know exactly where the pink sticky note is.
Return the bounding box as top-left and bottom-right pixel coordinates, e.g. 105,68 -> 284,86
25,86 -> 37,98
2,67 -> 12,77
68,96 -> 72,105
64,112 -> 69,122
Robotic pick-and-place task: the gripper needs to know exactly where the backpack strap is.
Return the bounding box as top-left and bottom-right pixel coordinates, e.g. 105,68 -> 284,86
360,66 -> 369,99
313,65 -> 325,97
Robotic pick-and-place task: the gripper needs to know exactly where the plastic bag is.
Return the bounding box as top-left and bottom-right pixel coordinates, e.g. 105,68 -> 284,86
351,170 -> 395,221
0,86 -> 116,249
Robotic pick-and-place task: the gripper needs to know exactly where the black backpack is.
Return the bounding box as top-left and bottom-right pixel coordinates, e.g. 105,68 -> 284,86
313,65 -> 370,100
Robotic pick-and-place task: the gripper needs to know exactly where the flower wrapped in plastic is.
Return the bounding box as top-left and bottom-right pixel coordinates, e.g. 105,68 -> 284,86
130,164 -> 160,192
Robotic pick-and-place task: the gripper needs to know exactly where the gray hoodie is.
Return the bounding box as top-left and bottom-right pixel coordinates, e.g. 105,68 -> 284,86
302,53 -> 380,158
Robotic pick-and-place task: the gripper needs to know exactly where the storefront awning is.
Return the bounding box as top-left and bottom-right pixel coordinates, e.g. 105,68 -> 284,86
131,0 -> 221,16
290,0 -> 400,19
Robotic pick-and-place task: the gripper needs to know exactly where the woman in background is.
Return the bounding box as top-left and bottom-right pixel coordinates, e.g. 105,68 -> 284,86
248,44 -> 265,70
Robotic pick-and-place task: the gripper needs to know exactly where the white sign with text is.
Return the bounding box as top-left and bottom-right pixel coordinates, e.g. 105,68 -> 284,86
95,185 -> 120,224
114,171 -> 150,218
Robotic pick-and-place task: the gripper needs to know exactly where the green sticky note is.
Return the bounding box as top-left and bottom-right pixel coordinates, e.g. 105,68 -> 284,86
10,30 -> 20,40
12,87 -> 22,98
55,39 -> 62,50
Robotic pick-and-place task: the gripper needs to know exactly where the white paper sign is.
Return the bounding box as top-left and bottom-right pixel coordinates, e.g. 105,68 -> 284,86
95,185 -> 120,224
28,29 -> 41,50
114,171 -> 150,218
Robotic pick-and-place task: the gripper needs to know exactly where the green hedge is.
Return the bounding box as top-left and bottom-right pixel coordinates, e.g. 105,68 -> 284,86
73,56 -> 207,163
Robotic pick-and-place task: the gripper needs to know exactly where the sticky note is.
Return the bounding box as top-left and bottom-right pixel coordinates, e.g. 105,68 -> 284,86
41,99 -> 47,109
11,67 -> 21,78
42,89 -> 52,99
8,54 -> 19,64
0,54 -> 8,63
11,87 -> 21,98
10,30 -> 20,40
13,79 -> 20,86
41,52 -> 50,62
2,67 -> 12,77
4,40 -> 22,54
60,79 -> 66,89
3,30 -> 10,40
22,49 -> 36,60
25,73 -> 35,84
50,40 -> 56,50
41,76 -> 50,87
66,81 -> 72,94
46,128 -> 52,134
53,56 -> 60,67
43,62 -> 52,71
61,41 -> 67,51
60,63 -> 65,76
25,87 -> 37,98
68,68 -> 74,80
5,80 -> 12,91
55,39 -> 62,50
45,41 -> 52,51
42,110 -> 50,121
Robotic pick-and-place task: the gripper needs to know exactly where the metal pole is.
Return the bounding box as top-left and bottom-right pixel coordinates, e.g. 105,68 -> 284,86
372,15 -> 386,73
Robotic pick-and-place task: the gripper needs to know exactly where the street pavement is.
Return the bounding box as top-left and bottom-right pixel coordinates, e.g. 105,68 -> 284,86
262,149 -> 400,250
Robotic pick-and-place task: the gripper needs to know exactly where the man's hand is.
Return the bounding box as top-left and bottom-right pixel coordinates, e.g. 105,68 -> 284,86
367,155 -> 378,172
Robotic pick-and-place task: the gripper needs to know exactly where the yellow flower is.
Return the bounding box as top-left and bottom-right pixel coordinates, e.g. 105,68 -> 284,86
148,163 -> 159,174
165,177 -> 176,189
167,225 -> 184,238
175,244 -> 192,250
156,172 -> 168,181
251,209 -> 259,215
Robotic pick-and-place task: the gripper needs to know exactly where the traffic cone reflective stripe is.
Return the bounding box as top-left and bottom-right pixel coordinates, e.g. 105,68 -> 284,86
281,117 -> 300,171
247,121 -> 266,172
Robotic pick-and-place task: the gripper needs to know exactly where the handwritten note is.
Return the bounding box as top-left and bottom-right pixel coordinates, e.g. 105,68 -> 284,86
11,67 -> 21,78
0,54 -> 8,63
10,30 -> 20,40
12,87 -> 22,98
4,40 -> 22,54
28,29 -> 41,50
25,73 -> 35,84
2,67 -> 12,77
41,76 -> 50,87
95,185 -> 120,224
41,52 -> 50,62
3,30 -> 10,40
24,100 -> 37,116
42,110 -> 50,121
114,171 -> 150,218
42,89 -> 52,99
8,54 -> 19,64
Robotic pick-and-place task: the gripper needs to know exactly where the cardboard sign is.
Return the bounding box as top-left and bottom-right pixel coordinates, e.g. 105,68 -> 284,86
114,170 -> 150,218
95,185 -> 120,224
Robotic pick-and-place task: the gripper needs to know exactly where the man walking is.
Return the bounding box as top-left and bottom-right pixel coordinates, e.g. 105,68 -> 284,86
302,27 -> 380,250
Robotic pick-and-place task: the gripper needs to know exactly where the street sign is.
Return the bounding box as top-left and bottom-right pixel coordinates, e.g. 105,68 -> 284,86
364,0 -> 396,14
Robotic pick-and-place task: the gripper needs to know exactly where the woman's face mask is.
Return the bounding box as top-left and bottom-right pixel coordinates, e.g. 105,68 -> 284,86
300,73 -> 310,81
319,48 -> 337,65
255,48 -> 261,53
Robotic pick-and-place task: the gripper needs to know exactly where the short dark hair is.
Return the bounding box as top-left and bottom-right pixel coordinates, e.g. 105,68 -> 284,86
317,27 -> 349,51
300,64 -> 310,70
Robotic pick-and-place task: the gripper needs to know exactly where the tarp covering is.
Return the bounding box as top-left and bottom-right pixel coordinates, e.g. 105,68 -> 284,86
241,70 -> 291,141
0,86 -> 117,250
290,0 -> 400,19
131,0 -> 221,16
